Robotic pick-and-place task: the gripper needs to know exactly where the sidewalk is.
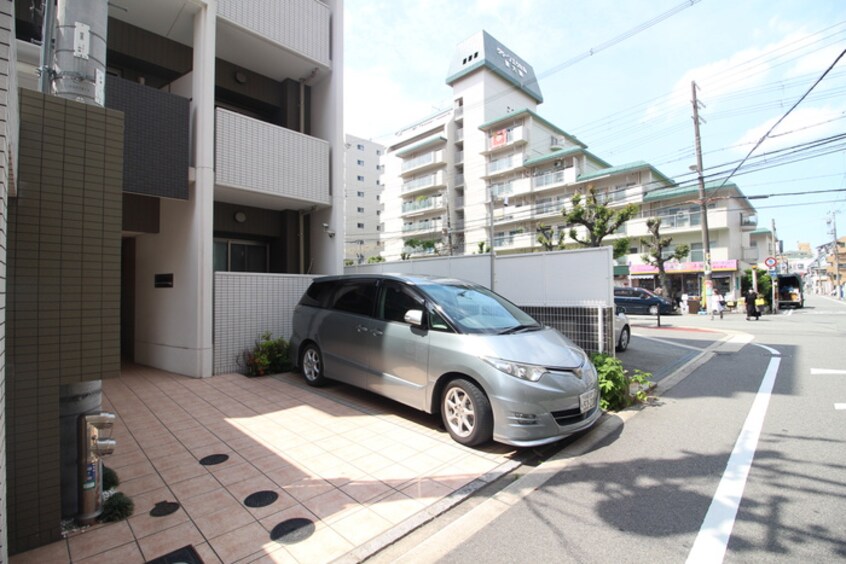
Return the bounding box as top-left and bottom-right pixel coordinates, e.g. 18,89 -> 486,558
11,365 -> 519,563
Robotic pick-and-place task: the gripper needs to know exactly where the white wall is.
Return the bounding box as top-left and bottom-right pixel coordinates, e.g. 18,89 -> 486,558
134,194 -> 211,376
345,247 -> 614,307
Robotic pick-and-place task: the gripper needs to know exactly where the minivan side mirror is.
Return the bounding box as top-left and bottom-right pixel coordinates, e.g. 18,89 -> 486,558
404,309 -> 424,327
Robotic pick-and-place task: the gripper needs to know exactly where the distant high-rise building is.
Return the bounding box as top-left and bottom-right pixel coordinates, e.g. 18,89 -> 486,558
380,30 -> 763,300
345,135 -> 385,263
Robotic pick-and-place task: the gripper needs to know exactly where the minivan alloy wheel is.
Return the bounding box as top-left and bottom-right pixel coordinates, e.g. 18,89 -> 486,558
301,344 -> 326,387
441,379 -> 493,446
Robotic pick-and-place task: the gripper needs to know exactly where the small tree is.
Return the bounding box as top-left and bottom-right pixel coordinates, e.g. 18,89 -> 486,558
367,255 -> 385,264
536,223 -> 564,252
476,241 -> 490,254
403,238 -> 438,258
640,218 -> 689,294
562,186 -> 638,259
741,267 -> 772,306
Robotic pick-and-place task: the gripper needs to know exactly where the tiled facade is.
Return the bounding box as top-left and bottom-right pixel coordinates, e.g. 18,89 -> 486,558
213,273 -> 315,375
0,2 -> 15,560
6,89 -> 124,554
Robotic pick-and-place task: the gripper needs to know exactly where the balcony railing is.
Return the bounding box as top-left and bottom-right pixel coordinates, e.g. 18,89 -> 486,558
401,150 -> 444,174
402,196 -> 444,215
403,219 -> 444,234
487,154 -> 523,176
215,108 -> 330,206
401,171 -> 445,194
493,231 -> 535,250
218,0 -> 331,67
533,167 -> 577,190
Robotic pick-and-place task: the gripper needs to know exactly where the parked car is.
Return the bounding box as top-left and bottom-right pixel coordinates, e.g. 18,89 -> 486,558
614,306 -> 630,352
290,274 -> 601,448
614,286 -> 676,315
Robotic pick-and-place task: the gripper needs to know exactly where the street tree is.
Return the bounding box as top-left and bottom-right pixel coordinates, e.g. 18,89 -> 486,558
536,223 -> 563,252
640,217 -> 689,294
563,186 -> 638,259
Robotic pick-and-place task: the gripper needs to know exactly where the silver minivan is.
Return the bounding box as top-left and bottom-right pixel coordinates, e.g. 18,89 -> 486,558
290,274 -> 601,447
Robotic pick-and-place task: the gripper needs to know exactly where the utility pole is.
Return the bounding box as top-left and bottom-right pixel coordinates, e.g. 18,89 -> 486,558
691,81 -> 712,300
830,211 -> 842,299
488,193 -> 496,290
771,219 -> 779,313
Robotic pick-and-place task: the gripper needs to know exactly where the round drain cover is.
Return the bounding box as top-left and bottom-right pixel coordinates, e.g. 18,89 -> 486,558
244,490 -> 279,508
149,501 -> 180,517
199,454 -> 229,466
270,518 -> 315,544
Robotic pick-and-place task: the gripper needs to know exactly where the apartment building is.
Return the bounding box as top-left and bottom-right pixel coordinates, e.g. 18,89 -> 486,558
5,0 -> 342,554
380,30 -> 764,300
344,134 -> 384,264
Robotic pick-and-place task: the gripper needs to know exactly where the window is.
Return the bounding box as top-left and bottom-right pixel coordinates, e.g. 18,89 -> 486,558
330,281 -> 377,316
357,207 -> 365,213
213,239 -> 268,273
357,144 -> 364,150
357,191 -> 365,197
357,159 -> 365,166
376,225 -> 382,231
357,175 -> 365,182
357,222 -> 365,229
378,282 -> 423,323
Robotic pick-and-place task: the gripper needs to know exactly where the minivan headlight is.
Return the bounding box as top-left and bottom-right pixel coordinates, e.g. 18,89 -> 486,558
482,356 -> 548,382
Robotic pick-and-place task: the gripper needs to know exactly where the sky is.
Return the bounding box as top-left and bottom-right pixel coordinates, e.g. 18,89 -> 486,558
343,0 -> 846,253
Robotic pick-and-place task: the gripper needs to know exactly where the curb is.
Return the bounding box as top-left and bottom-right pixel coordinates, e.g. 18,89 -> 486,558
362,325 -> 746,562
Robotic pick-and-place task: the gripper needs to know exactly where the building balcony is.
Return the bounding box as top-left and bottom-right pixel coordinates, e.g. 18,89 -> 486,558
485,125 -> 528,153
490,177 -> 531,199
740,213 -> 758,231
534,199 -> 565,219
455,127 -> 464,142
493,231 -> 535,252
215,108 -> 330,208
533,167 -> 577,192
401,150 -> 446,176
454,196 -> 465,210
401,171 -> 447,196
455,150 -> 464,164
403,219 -> 444,236
455,173 -> 465,187
401,195 -> 446,217
485,154 -> 524,178
217,0 -> 331,80
742,247 -> 759,262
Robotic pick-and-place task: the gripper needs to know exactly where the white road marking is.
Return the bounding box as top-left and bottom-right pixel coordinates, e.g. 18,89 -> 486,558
636,334 -> 712,352
811,368 -> 846,375
686,347 -> 781,564
835,404 -> 846,410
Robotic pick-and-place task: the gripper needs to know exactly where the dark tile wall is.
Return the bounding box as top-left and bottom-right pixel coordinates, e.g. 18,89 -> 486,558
6,89 -> 124,555
105,76 -> 189,200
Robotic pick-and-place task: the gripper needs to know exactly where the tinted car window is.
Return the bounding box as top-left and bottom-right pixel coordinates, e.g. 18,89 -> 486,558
300,280 -> 335,308
378,282 -> 423,323
330,280 -> 377,316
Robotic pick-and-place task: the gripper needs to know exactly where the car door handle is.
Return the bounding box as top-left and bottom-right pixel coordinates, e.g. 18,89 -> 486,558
356,324 -> 369,333
371,329 -> 383,337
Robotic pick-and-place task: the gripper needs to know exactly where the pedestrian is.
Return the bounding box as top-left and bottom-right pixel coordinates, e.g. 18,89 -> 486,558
745,288 -> 760,320
710,288 -> 724,320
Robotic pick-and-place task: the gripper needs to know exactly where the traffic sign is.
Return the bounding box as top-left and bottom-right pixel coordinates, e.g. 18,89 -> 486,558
764,256 -> 777,268
769,269 -> 777,277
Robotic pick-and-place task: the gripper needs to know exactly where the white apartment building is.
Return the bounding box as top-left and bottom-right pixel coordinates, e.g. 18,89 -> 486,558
381,30 -> 765,299
345,134 -> 384,264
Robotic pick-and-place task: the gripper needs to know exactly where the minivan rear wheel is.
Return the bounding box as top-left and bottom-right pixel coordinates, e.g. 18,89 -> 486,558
300,343 -> 326,387
648,304 -> 659,315
441,379 -> 493,447
616,326 -> 630,352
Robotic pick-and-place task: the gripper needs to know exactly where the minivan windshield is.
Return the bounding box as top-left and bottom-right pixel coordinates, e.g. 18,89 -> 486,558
419,281 -> 541,335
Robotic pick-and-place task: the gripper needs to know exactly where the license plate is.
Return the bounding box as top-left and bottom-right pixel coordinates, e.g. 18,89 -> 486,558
580,389 -> 597,413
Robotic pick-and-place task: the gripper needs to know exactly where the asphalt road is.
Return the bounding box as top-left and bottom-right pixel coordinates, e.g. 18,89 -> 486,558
371,293 -> 846,563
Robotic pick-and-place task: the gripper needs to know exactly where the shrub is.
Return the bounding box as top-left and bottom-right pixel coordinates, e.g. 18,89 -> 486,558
241,332 -> 291,377
102,465 -> 119,491
99,492 -> 134,522
591,353 -> 654,411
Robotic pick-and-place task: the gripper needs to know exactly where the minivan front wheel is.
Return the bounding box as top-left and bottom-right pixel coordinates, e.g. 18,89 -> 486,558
300,343 -> 326,387
441,379 -> 492,447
